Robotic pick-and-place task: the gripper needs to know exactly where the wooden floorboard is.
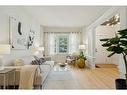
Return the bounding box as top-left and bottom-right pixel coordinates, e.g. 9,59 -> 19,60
95,64 -> 118,68
70,65 -> 120,89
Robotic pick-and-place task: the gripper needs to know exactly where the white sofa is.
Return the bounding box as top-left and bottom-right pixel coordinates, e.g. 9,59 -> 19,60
0,55 -> 54,89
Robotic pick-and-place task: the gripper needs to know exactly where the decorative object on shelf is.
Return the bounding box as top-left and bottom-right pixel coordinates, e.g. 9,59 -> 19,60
77,45 -> 86,68
0,44 -> 10,70
100,28 -> 127,89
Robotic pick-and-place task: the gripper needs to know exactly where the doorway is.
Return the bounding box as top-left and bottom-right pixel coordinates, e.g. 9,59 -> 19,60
95,14 -> 120,67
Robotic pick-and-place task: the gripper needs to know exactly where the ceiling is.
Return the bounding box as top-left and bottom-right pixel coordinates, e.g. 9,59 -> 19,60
25,6 -> 111,27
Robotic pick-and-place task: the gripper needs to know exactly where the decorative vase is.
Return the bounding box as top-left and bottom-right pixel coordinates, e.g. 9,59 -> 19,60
77,58 -> 85,68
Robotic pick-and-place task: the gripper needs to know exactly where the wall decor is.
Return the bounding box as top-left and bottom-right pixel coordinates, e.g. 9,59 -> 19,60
9,17 -> 27,49
27,29 -> 35,49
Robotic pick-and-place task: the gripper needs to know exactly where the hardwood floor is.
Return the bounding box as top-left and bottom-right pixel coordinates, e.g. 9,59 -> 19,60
95,64 -> 118,68
44,64 -> 120,89
70,65 -> 120,89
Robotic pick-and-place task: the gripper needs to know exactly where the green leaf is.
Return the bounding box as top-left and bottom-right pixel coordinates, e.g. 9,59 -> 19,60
100,38 -> 110,41
108,52 -> 115,57
118,28 -> 127,33
120,35 -> 127,38
106,46 -> 115,51
102,43 -> 112,47
114,47 -> 124,54
118,30 -> 127,36
120,40 -> 127,45
110,37 -> 120,44
124,49 -> 127,55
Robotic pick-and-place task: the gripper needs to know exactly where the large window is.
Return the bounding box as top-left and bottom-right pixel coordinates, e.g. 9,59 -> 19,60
55,35 -> 69,54
44,32 -> 81,56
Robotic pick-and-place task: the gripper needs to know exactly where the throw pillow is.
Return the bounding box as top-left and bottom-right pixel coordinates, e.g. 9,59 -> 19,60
31,60 -> 38,65
14,59 -> 25,66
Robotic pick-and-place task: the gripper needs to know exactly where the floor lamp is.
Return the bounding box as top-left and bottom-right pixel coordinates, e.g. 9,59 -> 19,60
0,44 -> 10,70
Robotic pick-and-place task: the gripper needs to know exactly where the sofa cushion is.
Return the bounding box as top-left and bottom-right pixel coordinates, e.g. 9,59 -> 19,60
21,56 -> 35,65
13,59 -> 25,66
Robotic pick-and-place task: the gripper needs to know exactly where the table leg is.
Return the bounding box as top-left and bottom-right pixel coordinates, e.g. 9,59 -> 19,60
14,71 -> 15,89
3,74 -> 6,89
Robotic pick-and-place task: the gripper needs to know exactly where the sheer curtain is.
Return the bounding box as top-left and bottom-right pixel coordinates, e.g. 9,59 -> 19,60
69,32 -> 81,54
44,32 -> 55,56
44,32 -> 81,55
49,33 -> 55,55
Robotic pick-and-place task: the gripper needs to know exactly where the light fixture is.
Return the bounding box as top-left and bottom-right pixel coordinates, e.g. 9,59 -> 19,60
101,14 -> 120,27
31,46 -> 44,56
38,47 -> 44,51
78,45 -> 86,58
0,44 -> 10,70
79,45 -> 86,50
106,23 -> 110,26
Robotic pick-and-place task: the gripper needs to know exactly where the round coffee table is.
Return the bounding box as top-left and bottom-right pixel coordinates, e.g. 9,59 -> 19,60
54,63 -> 68,71
58,63 -> 68,67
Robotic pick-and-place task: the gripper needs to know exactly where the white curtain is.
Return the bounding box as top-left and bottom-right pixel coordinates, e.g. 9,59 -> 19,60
44,32 -> 55,56
49,33 -> 55,55
44,32 -> 81,56
69,32 -> 81,54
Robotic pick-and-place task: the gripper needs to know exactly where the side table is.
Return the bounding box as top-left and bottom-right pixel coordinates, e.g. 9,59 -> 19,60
0,68 -> 15,89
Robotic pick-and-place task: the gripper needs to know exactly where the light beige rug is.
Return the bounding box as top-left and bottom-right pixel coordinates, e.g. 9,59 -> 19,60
43,65 -> 81,89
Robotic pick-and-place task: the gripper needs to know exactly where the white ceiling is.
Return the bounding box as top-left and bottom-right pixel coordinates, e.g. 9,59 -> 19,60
25,6 -> 111,27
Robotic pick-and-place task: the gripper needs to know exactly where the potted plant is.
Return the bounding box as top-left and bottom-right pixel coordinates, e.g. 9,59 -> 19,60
77,50 -> 87,68
100,28 -> 127,89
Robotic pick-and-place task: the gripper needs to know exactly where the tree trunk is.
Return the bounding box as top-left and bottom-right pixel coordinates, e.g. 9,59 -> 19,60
123,54 -> 127,85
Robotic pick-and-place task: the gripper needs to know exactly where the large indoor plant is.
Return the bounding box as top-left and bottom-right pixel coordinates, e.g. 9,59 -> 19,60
100,28 -> 127,89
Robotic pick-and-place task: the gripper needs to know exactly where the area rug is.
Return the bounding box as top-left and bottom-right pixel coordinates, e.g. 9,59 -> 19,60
43,65 -> 81,89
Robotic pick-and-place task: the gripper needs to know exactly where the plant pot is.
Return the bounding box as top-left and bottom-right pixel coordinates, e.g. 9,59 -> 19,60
77,58 -> 85,68
115,79 -> 127,89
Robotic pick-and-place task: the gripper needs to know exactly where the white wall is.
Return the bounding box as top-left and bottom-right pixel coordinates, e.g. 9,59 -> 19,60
95,25 -> 120,65
44,26 -> 81,33
0,6 -> 40,65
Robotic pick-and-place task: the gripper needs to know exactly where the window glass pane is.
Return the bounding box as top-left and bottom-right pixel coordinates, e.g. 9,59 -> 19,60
58,36 -> 68,53
55,35 -> 69,54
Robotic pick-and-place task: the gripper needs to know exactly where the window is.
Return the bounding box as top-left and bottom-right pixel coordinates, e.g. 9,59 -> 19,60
55,35 -> 69,54
44,32 -> 81,56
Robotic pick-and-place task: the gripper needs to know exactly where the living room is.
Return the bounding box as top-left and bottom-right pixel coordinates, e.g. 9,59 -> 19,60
0,5 -> 127,91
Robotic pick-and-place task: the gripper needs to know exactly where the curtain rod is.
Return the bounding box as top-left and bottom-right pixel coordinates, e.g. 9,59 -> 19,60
44,32 -> 81,33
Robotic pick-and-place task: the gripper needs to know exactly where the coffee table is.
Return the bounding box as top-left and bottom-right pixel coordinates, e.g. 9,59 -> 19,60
54,63 -> 69,71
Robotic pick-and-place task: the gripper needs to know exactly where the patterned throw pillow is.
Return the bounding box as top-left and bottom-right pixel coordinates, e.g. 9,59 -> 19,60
31,60 -> 38,65
33,56 -> 46,65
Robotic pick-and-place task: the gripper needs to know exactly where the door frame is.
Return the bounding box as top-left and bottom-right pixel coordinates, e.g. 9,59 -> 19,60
86,7 -> 120,69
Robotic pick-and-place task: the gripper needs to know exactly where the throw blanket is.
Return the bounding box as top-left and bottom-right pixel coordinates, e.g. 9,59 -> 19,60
19,65 -> 39,89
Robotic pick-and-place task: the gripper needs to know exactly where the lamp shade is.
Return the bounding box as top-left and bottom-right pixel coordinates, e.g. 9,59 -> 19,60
0,44 -> 10,54
38,47 -> 44,51
79,45 -> 86,50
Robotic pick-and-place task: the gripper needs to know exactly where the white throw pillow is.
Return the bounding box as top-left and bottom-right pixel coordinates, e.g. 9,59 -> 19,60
14,59 -> 25,66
